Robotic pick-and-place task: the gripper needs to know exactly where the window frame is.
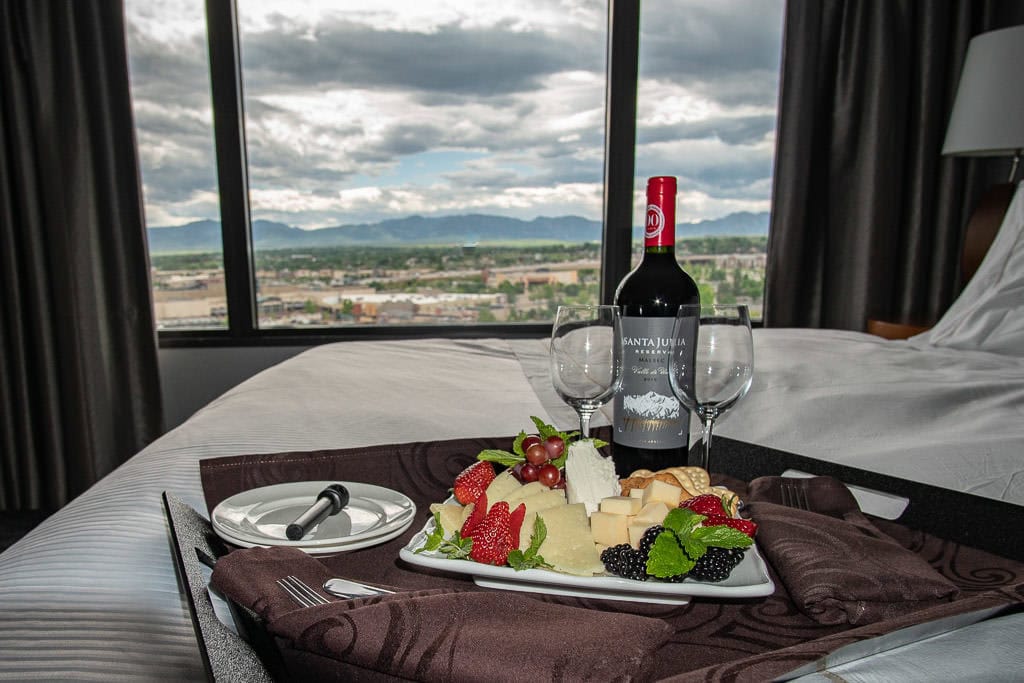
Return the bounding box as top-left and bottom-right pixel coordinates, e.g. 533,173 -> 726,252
158,0 -> 639,349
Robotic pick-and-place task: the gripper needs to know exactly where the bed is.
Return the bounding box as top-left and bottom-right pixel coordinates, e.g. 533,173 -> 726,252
0,183 -> 1020,680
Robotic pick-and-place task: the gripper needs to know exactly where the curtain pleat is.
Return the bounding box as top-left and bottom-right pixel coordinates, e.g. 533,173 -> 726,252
0,1 -> 162,511
764,0 -> 1024,330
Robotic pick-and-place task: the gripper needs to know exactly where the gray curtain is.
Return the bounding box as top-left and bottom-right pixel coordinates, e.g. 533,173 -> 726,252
0,2 -> 162,512
764,0 -> 1024,330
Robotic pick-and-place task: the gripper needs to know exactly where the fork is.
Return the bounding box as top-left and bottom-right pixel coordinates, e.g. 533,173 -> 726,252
779,480 -> 811,511
277,575 -> 330,608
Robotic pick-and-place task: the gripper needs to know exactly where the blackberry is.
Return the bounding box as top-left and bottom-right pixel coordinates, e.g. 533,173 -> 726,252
637,525 -> 667,557
688,546 -> 746,582
600,543 -> 648,581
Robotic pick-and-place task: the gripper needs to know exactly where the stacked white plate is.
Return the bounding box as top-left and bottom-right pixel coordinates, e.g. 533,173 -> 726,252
211,481 -> 416,555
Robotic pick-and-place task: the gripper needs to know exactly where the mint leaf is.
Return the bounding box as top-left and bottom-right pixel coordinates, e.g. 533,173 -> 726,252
476,449 -> 523,467
415,511 -> 446,553
663,507 -> 704,536
691,525 -> 754,549
507,516 -> 552,571
645,530 -> 695,578
531,416 -> 559,438
512,431 -> 529,457
416,512 -> 473,559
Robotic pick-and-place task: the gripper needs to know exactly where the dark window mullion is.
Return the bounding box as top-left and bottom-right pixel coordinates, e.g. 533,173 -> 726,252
601,0 -> 640,305
205,0 -> 257,336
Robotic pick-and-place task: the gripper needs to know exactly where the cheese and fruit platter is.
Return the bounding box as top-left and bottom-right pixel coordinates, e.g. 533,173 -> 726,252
399,418 -> 774,603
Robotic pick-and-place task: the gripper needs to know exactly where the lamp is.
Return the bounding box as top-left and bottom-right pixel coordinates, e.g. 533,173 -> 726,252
943,25 -> 1024,282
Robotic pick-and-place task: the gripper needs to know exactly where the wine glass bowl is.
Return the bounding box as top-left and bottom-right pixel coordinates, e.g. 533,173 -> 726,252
549,305 -> 623,437
668,304 -> 753,471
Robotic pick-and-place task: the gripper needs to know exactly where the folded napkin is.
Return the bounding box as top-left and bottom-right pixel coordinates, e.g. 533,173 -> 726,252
745,476 -> 959,626
211,546 -> 673,682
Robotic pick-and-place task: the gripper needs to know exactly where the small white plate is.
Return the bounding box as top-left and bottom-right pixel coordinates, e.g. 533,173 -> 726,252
211,481 -> 416,549
216,517 -> 414,555
399,515 -> 774,605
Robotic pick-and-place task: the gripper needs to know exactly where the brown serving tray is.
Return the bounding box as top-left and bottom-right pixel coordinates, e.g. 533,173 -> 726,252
164,436 -> 1024,682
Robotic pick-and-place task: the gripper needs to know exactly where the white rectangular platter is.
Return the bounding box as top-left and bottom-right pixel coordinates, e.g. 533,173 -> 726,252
399,516 -> 775,605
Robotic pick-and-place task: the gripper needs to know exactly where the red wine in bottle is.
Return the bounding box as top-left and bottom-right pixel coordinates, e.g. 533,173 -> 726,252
612,176 -> 700,478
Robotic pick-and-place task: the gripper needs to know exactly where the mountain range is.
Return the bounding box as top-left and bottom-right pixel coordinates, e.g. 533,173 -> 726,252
146,212 -> 769,254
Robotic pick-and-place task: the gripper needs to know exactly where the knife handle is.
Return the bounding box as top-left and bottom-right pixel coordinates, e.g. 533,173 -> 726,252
286,484 -> 350,541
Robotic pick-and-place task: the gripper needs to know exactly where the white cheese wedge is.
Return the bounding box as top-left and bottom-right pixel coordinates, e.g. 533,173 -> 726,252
484,469 -> 522,502
564,440 -> 621,516
590,511 -> 630,546
429,503 -> 465,536
599,495 -> 642,516
536,503 -> 604,576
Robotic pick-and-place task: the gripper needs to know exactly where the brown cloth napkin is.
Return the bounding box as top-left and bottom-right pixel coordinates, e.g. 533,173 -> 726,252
211,545 -> 673,682
745,476 -> 960,626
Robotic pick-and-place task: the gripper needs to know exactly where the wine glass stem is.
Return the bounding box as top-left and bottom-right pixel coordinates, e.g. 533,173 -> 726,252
700,412 -> 716,472
577,408 -> 596,438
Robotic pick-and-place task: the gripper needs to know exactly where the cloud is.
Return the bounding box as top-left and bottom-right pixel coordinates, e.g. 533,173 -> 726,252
125,0 -> 784,229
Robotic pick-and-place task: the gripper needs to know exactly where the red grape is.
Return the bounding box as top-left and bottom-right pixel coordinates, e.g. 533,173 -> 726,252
521,463 -> 540,482
521,435 -> 542,452
525,443 -> 549,466
538,463 -> 561,487
543,435 -> 565,459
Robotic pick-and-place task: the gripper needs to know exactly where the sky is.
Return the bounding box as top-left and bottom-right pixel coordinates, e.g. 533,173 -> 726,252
124,0 -> 784,231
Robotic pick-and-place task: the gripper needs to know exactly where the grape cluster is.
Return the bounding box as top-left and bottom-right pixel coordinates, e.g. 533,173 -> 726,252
688,547 -> 746,582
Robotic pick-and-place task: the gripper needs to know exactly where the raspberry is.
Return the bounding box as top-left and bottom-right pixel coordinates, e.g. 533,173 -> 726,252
688,546 -> 746,582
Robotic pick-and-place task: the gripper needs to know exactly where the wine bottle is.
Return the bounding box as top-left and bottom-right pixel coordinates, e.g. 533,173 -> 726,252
612,176 -> 700,477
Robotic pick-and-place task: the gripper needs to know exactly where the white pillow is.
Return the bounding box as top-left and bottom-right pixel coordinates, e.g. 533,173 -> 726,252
911,181 -> 1024,356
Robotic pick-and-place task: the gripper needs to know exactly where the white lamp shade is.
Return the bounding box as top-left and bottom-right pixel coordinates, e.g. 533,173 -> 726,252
942,24 -> 1024,157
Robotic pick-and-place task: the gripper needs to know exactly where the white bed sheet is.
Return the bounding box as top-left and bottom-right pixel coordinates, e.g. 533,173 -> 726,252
720,327 -> 1024,504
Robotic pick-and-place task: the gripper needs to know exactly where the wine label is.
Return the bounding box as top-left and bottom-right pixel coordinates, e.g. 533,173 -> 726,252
613,315 -> 694,449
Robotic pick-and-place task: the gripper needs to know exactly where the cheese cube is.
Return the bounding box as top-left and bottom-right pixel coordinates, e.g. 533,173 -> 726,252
599,496 -> 643,516
589,511 -> 630,546
642,479 -> 682,507
634,501 -> 671,525
629,488 -> 645,500
628,522 -> 654,548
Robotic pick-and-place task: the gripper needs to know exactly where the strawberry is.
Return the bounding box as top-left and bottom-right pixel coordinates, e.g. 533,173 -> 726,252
460,492 -> 488,538
703,515 -> 757,538
453,461 -> 495,504
508,503 -> 526,551
679,493 -> 727,517
468,501 -> 515,565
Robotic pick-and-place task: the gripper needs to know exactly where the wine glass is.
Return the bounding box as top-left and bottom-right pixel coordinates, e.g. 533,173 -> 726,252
668,304 -> 753,472
549,305 -> 623,437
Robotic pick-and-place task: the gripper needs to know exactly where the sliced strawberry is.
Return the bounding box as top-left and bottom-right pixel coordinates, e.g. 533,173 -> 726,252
679,493 -> 727,517
703,515 -> 757,537
508,503 -> 526,551
468,501 -> 514,566
460,492 -> 488,538
453,461 -> 495,504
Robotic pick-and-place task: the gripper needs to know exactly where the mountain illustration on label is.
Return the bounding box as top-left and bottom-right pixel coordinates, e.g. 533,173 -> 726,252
622,391 -> 680,419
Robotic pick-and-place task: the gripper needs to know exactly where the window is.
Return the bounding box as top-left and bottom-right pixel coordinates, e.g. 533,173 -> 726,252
125,1 -> 782,342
